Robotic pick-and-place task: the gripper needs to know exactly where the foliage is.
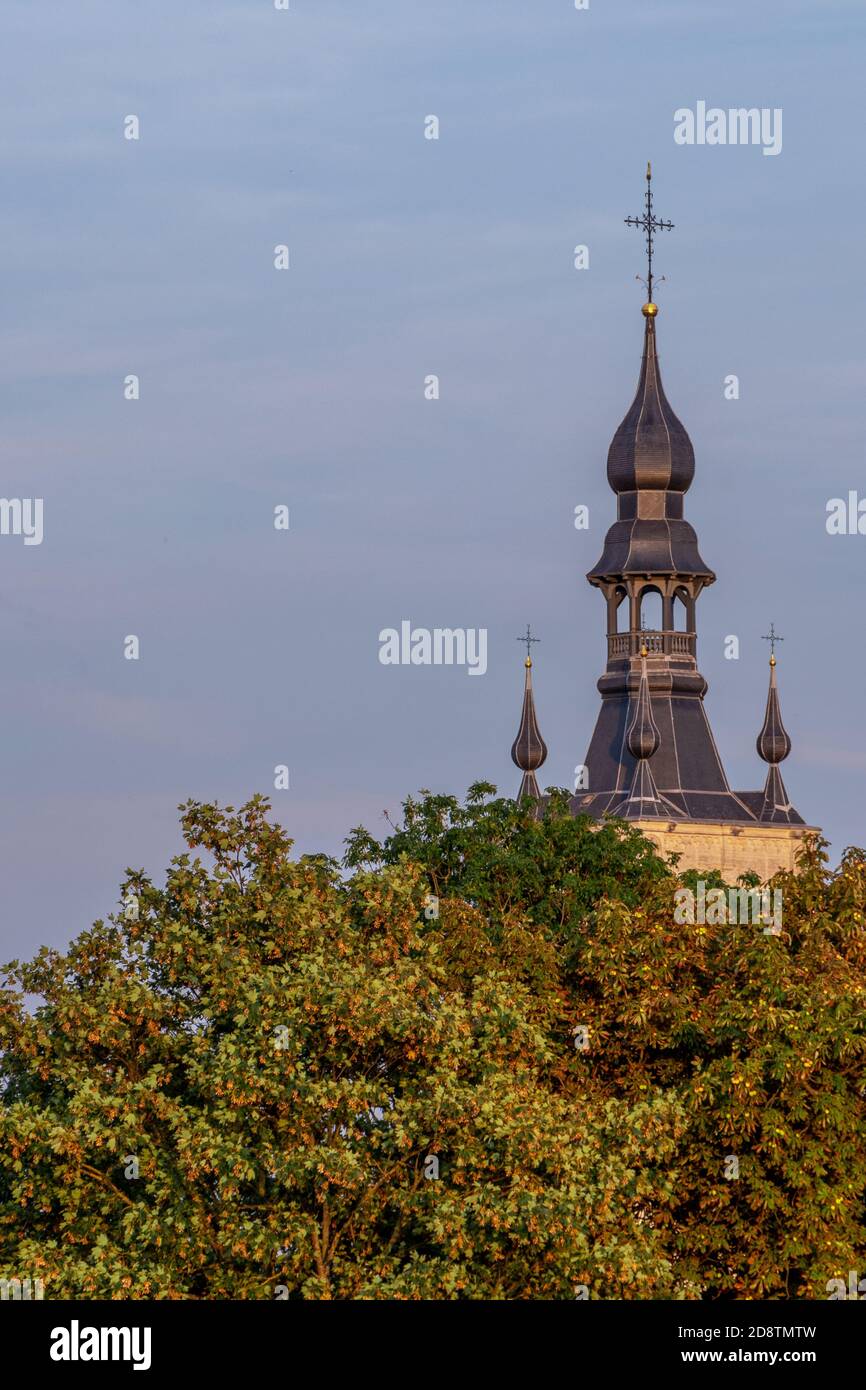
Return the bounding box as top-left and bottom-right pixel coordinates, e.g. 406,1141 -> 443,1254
575,839 -> 866,1298
0,796 -> 683,1300
348,787 -> 866,1298
345,782 -> 670,953
2,786 -> 863,1300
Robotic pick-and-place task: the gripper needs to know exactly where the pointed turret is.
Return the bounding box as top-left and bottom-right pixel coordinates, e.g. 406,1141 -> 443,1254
756,650 -> 796,823
511,653 -> 547,801
609,646 -> 680,818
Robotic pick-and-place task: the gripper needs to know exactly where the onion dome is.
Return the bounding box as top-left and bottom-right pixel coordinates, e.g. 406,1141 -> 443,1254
607,305 -> 695,495
587,307 -> 715,583
756,655 -> 792,766
610,647 -> 680,819
757,654 -> 795,822
626,648 -> 661,761
511,656 -> 547,801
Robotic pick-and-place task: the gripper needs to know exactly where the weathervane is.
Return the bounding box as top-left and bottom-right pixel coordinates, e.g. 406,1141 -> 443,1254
517,624 -> 540,662
625,162 -> 674,305
762,623 -> 784,663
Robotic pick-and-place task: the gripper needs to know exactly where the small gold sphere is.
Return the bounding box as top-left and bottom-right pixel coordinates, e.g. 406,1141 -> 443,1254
640,643 -> 648,658
525,656 -> 532,668
769,654 -> 776,667
642,302 -> 658,318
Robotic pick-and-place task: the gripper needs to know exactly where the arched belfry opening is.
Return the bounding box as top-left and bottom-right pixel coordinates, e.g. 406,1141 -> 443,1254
637,586 -> 663,636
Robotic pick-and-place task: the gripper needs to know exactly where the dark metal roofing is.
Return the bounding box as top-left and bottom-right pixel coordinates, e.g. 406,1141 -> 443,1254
511,658 -> 547,800
606,656 -> 683,819
588,311 -> 714,583
756,659 -> 792,766
607,313 -> 694,494
756,659 -> 799,823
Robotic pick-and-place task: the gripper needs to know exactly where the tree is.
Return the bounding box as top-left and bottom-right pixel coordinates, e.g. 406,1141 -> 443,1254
0,796 -> 684,1300
574,840 -> 866,1298
344,781 -> 670,955
5,785 -> 862,1300
348,785 -> 866,1298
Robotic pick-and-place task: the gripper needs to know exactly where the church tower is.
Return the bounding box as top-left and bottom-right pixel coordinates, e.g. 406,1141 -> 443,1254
576,286 -> 751,823
568,167 -> 818,876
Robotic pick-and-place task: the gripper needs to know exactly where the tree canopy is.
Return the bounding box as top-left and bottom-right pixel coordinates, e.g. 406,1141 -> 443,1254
1,786 -> 864,1299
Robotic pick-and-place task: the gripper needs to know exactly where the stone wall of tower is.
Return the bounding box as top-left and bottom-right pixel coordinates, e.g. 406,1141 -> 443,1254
630,819 -> 819,879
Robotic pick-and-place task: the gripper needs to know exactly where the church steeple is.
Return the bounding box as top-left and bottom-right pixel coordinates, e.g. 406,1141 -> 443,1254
527,165 -> 818,870
576,168 -> 771,825
756,637 -> 795,823
489,165 -> 817,872
511,627 -> 547,801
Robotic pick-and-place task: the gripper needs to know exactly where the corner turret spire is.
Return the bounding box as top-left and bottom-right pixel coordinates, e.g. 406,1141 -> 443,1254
511,627 -> 547,801
610,646 -> 679,818
757,634 -> 795,823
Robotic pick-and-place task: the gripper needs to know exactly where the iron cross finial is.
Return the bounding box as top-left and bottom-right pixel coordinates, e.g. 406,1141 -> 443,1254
517,624 -> 540,661
624,162 -> 674,304
762,623 -> 784,659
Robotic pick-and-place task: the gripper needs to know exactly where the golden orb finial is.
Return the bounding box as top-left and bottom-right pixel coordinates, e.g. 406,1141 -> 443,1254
769,654 -> 776,667
525,656 -> 532,668
642,302 -> 658,318
640,643 -> 648,658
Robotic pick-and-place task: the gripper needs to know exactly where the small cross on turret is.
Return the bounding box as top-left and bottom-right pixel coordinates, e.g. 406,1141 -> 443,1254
516,624 -> 540,664
762,622 -> 784,664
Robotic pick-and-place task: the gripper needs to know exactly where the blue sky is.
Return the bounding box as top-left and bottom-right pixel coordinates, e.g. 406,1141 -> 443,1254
1,0 -> 865,956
